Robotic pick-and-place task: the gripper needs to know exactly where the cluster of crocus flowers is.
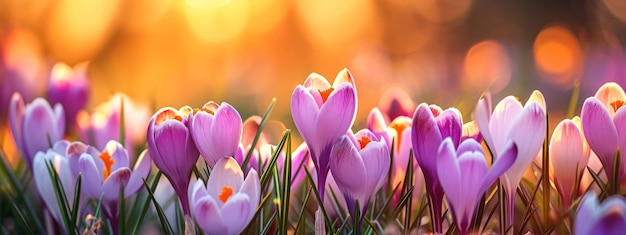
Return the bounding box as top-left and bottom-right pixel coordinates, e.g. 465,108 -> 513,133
47,62 -> 89,130
575,193 -> 626,235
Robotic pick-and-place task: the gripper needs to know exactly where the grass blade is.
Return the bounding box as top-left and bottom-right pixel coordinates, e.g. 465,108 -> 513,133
242,98 -> 276,171
141,175 -> 175,235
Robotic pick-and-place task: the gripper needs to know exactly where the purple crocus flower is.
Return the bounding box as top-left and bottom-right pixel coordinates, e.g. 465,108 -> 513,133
474,91 -> 546,229
329,130 -> 390,232
437,137 -> 518,235
411,103 -> 463,233
189,101 -> 243,168
575,192 -> 626,235
290,68 -> 357,201
549,117 -> 590,209
9,92 -> 65,170
147,106 -> 200,215
377,87 -> 415,123
47,62 -> 89,130
581,82 -> 626,184
79,141 -> 151,229
191,157 -> 260,235
32,140 -> 83,228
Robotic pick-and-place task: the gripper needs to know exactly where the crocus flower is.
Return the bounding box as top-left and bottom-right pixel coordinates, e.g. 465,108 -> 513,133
581,82 -> 626,185
437,137 -> 518,235
291,68 -> 357,201
9,92 -> 65,169
575,192 -> 626,235
474,91 -> 546,228
549,117 -> 590,209
329,130 -> 390,232
191,157 -> 260,235
377,87 -> 415,123
76,93 -> 151,159
79,141 -> 151,228
32,140 -> 82,227
47,62 -> 89,130
147,106 -> 200,215
189,101 -> 243,168
411,103 -> 463,233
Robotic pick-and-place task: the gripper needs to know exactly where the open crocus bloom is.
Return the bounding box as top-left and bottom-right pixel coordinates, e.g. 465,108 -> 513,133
411,102 -> 463,233
147,106 -> 200,215
9,92 -> 65,170
549,117 -> 590,209
575,192 -> 626,235
79,140 -> 151,201
290,68 -> 357,201
437,138 -> 517,235
191,157 -> 260,235
329,129 -> 389,221
581,82 -> 626,183
190,101 -> 243,168
47,62 -> 89,129
32,140 -> 81,227
474,91 -> 546,228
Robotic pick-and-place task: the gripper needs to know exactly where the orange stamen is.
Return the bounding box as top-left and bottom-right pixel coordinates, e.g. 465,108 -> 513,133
319,88 -> 334,103
611,101 -> 625,112
174,115 -> 184,122
389,122 -> 408,152
218,186 -> 234,203
99,151 -> 115,180
358,136 -> 372,149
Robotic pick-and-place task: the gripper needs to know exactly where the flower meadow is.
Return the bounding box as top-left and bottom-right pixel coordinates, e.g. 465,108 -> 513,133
3,66 -> 626,235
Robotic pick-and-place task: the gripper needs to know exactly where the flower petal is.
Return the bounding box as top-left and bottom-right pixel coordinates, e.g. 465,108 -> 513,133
240,169 -> 260,214
316,83 -> 357,148
614,107 -> 626,181
474,94 -> 493,152
126,149 -> 152,197
9,93 -> 26,158
582,97 -> 619,178
436,138 -> 461,213
209,103 -> 243,162
594,82 -> 626,116
190,111 -> 217,165
102,167 -> 131,201
436,108 -> 463,148
193,196 -> 227,235
332,68 -> 355,88
489,96 -> 523,156
221,194 -> 254,235
411,103 -> 442,179
290,85 -> 320,148
505,102 -> 546,190
206,157 -> 244,200
329,135 -> 367,200
360,140 -> 390,196
481,141 -> 517,193
550,119 -> 588,202
303,73 -> 332,91
78,154 -> 103,199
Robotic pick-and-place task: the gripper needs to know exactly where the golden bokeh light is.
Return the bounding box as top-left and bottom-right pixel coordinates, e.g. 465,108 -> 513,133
185,0 -> 248,44
533,26 -> 582,85
462,40 -> 511,93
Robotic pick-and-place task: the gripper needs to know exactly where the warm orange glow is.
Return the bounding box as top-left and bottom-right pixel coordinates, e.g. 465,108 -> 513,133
533,26 -> 582,84
358,136 -> 373,149
603,0 -> 626,23
50,63 -> 74,84
218,186 -> 234,203
99,151 -> 115,180
462,40 -> 511,93
319,88 -> 334,103
413,0 -> 472,24
185,0 -> 248,44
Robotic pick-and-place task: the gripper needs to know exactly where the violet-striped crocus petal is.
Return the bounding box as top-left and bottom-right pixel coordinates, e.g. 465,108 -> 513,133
594,82 -> 626,116
412,103 -> 442,178
329,135 -> 367,200
193,197 -> 227,235
210,103 -> 243,160
240,169 -> 260,214
9,93 -> 26,157
613,108 -> 626,181
290,85 -> 319,146
550,120 -> 588,203
436,109 -> 463,148
220,194 -> 253,235
505,102 -> 545,190
190,111 -> 216,164
582,98 -> 619,176
316,83 -> 357,148
206,158 -> 244,201
474,95 -> 493,151
153,120 -> 193,174
360,140 -> 390,196
436,138 -> 461,210
480,141 -> 518,193
126,150 -> 152,197
489,96 -> 523,155
191,180 -> 209,206
78,154 -> 103,199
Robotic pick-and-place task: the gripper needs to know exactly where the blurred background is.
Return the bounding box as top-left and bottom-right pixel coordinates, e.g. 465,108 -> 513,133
1,0 -> 625,129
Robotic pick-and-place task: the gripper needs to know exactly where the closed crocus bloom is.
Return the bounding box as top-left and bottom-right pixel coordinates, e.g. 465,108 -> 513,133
47,62 -> 89,130
377,87 -> 415,123
437,138 -> 518,235
291,68 -> 357,201
147,106 -> 199,215
474,91 -> 546,228
9,92 -> 65,169
411,103 -> 463,233
549,117 -> 590,209
330,130 -> 390,232
33,140 -> 82,227
581,82 -> 626,184
189,101 -> 243,168
191,157 -> 260,235
575,193 -> 626,235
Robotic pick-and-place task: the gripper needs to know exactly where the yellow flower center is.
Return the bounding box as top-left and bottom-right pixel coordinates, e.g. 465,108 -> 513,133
219,186 -> 234,203
99,151 -> 115,180
319,88 -> 334,103
358,136 -> 372,149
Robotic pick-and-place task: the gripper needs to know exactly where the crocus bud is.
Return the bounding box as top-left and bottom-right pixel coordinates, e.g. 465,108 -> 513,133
47,62 -> 89,130
9,92 -> 65,169
189,101 -> 243,168
147,106 -> 199,215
